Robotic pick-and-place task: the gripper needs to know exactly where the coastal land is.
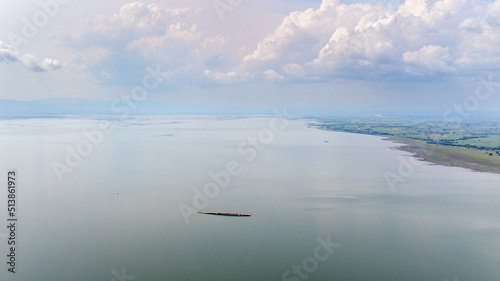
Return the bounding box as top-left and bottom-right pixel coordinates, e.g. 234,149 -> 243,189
315,116 -> 500,174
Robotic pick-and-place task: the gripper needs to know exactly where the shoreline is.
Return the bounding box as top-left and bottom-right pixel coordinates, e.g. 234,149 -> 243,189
384,136 -> 500,174
316,126 -> 500,174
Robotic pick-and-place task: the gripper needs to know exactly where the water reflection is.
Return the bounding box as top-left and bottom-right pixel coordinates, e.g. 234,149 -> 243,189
0,117 -> 499,280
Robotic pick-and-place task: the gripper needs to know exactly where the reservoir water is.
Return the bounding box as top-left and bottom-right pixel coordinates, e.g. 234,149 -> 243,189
0,116 -> 499,281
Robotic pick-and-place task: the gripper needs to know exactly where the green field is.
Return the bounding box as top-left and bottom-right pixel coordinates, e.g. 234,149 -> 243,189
316,116 -> 500,173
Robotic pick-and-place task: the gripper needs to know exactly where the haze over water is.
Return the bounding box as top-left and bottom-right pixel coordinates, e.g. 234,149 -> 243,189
0,116 -> 499,281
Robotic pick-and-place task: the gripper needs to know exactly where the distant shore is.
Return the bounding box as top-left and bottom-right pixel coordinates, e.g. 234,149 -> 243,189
385,136 -> 500,174
318,125 -> 500,174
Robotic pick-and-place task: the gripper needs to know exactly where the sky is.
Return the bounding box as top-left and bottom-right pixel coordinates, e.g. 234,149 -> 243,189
1,0 -> 500,111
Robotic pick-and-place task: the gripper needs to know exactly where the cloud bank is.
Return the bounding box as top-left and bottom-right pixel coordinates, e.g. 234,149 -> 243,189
61,0 -> 500,89
216,0 -> 500,82
66,2 -> 228,87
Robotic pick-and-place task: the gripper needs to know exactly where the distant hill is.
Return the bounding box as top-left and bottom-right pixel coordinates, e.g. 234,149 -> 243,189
0,98 -> 274,117
0,98 -> 355,118
1,98 -> 490,118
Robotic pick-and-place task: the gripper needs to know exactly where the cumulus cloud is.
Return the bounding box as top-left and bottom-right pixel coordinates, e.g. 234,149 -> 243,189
403,45 -> 457,75
70,2 -> 193,45
209,0 -> 500,83
62,0 -> 500,89
456,1 -> 500,65
67,2 -> 227,87
0,41 -> 61,72
263,69 -> 284,82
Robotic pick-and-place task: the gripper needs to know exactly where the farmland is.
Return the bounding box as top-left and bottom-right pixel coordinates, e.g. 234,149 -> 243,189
315,116 -> 500,173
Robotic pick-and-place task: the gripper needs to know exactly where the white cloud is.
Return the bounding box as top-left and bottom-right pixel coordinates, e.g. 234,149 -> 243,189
0,41 -> 61,72
283,63 -> 305,76
263,69 -> 284,82
456,0 -> 500,65
127,23 -> 203,60
58,0 -> 500,91
71,2 -> 192,44
403,45 -> 457,75
397,0 -> 428,17
66,2 -> 228,87
221,0 -> 500,83
204,69 -> 244,84
242,2 -> 339,66
240,1 -> 398,75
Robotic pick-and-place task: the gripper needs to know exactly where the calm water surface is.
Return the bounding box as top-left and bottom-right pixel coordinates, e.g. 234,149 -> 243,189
0,116 -> 499,281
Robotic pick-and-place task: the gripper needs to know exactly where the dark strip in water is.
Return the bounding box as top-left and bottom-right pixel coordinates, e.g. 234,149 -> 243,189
198,212 -> 251,217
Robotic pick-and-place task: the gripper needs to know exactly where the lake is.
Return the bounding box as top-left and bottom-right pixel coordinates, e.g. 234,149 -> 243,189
0,116 -> 499,281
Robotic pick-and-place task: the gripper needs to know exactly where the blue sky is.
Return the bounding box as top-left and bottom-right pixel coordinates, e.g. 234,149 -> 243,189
1,0 -> 500,110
